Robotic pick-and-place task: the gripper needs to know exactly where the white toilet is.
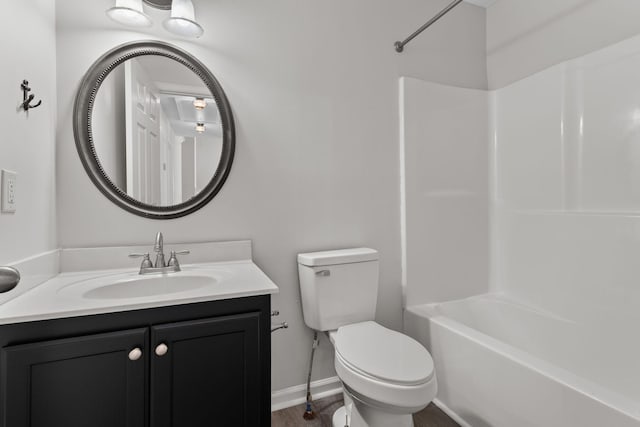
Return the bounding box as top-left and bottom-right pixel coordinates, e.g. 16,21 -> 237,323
297,248 -> 437,427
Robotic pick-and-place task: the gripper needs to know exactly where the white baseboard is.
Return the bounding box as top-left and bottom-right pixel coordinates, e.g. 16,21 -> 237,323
433,398 -> 472,427
272,376 -> 342,412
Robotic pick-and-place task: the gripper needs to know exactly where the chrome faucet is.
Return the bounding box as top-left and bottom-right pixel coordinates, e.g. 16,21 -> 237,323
154,232 -> 165,268
129,233 -> 190,275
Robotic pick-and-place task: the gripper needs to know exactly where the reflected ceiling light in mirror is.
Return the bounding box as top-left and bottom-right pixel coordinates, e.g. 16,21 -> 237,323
106,0 -> 152,27
193,98 -> 207,110
196,123 -> 206,133
163,0 -> 204,38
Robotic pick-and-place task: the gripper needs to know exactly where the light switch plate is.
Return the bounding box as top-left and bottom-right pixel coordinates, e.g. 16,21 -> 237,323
1,170 -> 17,213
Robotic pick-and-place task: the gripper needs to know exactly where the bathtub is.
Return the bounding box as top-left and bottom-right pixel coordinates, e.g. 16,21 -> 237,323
404,294 -> 640,427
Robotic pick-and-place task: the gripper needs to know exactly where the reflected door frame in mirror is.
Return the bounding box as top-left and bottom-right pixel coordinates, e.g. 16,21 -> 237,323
73,41 -> 235,219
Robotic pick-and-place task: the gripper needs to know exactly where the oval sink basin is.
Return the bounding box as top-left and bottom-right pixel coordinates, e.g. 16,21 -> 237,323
83,275 -> 215,300
58,269 -> 227,300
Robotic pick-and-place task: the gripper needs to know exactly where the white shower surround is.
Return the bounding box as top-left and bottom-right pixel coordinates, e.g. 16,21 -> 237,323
401,32 -> 640,426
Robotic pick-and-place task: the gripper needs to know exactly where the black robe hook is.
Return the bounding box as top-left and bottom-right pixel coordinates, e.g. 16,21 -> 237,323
20,80 -> 42,111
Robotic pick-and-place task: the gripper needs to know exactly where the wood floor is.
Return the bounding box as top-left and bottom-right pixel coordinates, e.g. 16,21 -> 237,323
272,394 -> 460,427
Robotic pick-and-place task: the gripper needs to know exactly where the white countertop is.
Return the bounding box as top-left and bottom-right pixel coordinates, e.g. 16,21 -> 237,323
0,260 -> 279,325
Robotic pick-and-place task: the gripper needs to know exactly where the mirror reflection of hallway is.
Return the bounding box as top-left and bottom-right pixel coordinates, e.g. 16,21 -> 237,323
92,55 -> 222,207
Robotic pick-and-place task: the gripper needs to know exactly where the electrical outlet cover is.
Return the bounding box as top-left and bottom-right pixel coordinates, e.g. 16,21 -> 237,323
1,170 -> 17,213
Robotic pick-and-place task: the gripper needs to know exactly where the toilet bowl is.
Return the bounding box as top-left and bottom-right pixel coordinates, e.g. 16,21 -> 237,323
329,321 -> 437,427
297,248 -> 438,427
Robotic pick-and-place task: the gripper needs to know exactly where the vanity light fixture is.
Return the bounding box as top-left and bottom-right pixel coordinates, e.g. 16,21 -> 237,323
107,0 -> 204,38
193,97 -> 207,110
195,123 -> 206,133
163,0 -> 204,38
106,0 -> 152,27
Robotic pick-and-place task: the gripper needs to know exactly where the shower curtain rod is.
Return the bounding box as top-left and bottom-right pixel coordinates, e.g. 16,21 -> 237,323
394,0 -> 463,53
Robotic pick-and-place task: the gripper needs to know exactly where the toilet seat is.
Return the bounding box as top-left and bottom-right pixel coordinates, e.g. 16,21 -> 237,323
333,321 -> 437,411
334,321 -> 434,386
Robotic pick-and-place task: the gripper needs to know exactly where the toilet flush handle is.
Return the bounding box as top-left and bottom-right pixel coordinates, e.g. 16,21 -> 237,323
315,270 -> 330,277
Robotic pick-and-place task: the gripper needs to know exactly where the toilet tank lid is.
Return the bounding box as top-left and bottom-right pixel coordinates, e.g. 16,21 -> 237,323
297,248 -> 378,267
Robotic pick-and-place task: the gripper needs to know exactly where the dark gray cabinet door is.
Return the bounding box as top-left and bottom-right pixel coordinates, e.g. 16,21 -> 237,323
150,312 -> 263,427
1,328 -> 147,427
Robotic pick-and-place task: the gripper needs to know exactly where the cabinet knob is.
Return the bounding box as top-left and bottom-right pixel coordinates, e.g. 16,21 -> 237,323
128,348 -> 143,361
155,343 -> 169,356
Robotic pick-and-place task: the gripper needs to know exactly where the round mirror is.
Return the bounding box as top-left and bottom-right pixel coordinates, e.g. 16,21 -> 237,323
73,41 -> 234,219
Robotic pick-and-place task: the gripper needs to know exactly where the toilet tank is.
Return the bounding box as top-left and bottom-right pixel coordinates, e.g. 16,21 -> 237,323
297,248 -> 379,331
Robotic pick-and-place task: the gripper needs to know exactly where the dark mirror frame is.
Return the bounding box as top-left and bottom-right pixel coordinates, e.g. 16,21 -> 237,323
73,40 -> 235,219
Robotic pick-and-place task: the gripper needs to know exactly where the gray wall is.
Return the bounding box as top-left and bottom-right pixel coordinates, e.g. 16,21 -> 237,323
55,0 -> 488,392
0,0 -> 57,264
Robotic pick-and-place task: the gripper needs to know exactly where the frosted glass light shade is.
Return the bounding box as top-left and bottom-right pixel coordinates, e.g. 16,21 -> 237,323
106,0 -> 152,27
163,0 -> 204,38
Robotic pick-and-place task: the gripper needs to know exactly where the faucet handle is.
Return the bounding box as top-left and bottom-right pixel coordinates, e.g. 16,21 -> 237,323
129,253 -> 149,258
167,250 -> 190,271
129,253 -> 153,272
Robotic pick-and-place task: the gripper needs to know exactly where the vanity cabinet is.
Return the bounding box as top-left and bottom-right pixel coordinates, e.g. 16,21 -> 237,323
151,313 -> 262,427
3,328 -> 148,427
0,295 -> 270,427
